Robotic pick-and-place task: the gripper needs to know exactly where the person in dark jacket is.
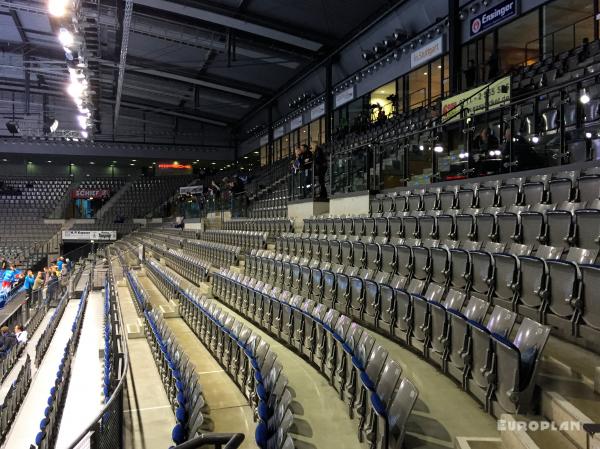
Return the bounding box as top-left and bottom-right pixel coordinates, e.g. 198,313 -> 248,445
311,141 -> 328,199
0,326 -> 17,356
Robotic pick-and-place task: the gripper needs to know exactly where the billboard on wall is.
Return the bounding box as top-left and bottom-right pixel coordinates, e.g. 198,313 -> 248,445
62,230 -> 117,241
71,189 -> 111,200
410,36 -> 444,68
470,0 -> 518,37
441,75 -> 511,123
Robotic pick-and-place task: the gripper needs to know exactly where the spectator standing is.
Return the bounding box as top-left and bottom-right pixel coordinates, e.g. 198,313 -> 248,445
33,272 -> 44,290
23,270 -> 35,302
487,51 -> 500,80
14,325 -> 27,344
579,37 -> 590,63
464,59 -> 477,89
312,141 -> 328,199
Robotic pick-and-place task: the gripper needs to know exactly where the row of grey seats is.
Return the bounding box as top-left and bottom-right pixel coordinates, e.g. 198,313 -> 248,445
138,232 -> 240,268
224,219 -> 293,236
195,230 -> 268,251
144,259 -> 295,449
301,201 -> 600,254
369,171 -> 600,215
270,234 -> 599,350
237,249 -> 553,417
211,267 -> 419,449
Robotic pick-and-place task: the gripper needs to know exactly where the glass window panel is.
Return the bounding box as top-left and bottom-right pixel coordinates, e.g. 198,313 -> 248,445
370,80 -> 397,120
309,119 -> 320,145
430,58 -> 442,102
498,10 -> 539,72
300,125 -> 309,146
408,68 -> 428,109
544,0 -> 594,56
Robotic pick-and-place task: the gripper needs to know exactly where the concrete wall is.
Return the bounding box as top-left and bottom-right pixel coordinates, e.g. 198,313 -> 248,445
329,193 -> 371,217
287,200 -> 330,232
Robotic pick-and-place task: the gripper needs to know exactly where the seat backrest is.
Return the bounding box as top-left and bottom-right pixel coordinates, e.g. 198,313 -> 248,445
364,342 -> 389,383
580,264 -> 600,331
384,379 -> 419,449
578,175 -> 600,204
374,358 -> 403,407
575,209 -> 600,251
485,306 -> 517,337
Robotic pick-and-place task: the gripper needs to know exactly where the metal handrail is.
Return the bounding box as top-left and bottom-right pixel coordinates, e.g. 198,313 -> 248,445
171,433 -> 245,449
64,256 -> 129,449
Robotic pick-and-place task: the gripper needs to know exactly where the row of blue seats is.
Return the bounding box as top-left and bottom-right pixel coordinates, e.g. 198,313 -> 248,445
126,269 -> 206,446
144,259 -> 295,449
0,356 -> 31,444
34,282 -> 89,449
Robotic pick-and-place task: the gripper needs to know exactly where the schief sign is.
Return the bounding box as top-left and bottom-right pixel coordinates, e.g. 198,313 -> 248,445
411,36 -> 444,68
274,126 -> 284,139
71,189 -> 110,200
470,0 -> 517,37
62,230 -> 117,241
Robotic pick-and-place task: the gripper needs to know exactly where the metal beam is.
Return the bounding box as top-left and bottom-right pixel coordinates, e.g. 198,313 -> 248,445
113,0 -> 133,132
8,10 -> 30,114
132,0 -> 322,51
96,11 -> 302,69
96,59 -> 263,99
102,98 -> 229,126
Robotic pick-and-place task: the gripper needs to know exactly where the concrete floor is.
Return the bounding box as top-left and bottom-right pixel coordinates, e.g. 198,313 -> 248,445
3,301 -> 79,449
55,290 -> 105,449
117,280 -> 176,449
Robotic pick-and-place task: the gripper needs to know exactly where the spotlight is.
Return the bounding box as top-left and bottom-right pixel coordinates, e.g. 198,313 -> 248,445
531,135 -> 540,144
433,144 -> 444,153
418,144 -> 425,151
5,121 -> 19,134
58,28 -> 74,47
580,90 -> 590,104
362,50 -> 374,61
585,132 -> 592,139
77,115 -> 88,129
393,29 -> 407,41
48,0 -> 68,17
459,152 -> 469,159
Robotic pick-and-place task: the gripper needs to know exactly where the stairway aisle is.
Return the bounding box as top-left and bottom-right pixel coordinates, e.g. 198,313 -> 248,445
0,310 -> 53,403
116,269 -> 175,449
54,291 -> 105,449
3,302 -> 79,449
138,275 -> 257,448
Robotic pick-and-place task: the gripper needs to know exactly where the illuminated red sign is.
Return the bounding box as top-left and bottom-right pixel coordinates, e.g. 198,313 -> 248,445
158,163 -> 192,169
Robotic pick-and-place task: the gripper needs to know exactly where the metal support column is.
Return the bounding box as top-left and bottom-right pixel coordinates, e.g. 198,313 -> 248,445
448,0 -> 462,94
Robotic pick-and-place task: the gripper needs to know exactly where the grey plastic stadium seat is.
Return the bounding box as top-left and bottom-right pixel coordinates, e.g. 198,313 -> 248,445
467,306 -> 517,409
579,264 -> 600,347
418,214 -> 437,240
577,175 -> 600,203
392,279 -> 426,344
520,203 -> 556,249
359,358 -> 403,443
491,318 -> 551,416
446,296 -> 489,384
410,283 -> 446,354
370,378 -> 418,449
544,248 -> 597,338
575,207 -> 600,251
333,322 -> 364,396
517,244 -> 563,321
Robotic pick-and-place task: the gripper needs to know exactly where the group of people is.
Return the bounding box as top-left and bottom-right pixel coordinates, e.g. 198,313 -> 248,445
0,324 -> 27,356
0,256 -> 70,303
290,142 -> 328,199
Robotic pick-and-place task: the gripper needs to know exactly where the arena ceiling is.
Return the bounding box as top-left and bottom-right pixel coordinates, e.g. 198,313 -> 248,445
0,0 -> 399,145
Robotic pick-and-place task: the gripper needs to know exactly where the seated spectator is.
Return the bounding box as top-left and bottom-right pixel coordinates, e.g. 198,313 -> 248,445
0,326 -> 17,355
14,324 -> 27,344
